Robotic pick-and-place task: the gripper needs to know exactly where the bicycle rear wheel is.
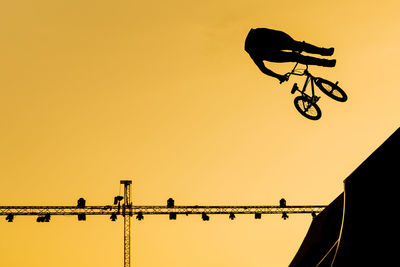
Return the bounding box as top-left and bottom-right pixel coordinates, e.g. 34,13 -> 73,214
293,96 -> 322,120
315,78 -> 347,102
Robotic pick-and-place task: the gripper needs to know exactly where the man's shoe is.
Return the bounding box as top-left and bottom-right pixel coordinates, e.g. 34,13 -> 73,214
320,47 -> 334,56
325,59 -> 336,67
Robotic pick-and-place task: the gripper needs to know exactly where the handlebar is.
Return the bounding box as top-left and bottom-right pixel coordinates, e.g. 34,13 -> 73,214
282,63 -> 309,83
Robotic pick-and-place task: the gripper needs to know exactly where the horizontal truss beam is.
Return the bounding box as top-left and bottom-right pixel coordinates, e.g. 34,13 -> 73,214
0,205 -> 326,216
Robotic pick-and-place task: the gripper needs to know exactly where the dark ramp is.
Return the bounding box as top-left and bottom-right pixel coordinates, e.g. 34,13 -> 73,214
289,194 -> 343,267
289,127 -> 399,267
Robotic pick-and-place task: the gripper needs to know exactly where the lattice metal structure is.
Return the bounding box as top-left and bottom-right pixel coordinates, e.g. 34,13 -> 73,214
0,205 -> 327,216
121,180 -> 132,267
0,180 -> 327,267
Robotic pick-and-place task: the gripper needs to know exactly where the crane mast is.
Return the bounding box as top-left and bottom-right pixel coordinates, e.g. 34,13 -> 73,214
121,180 -> 132,267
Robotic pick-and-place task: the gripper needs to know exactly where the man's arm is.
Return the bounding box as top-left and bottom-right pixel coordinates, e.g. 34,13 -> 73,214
251,56 -> 287,83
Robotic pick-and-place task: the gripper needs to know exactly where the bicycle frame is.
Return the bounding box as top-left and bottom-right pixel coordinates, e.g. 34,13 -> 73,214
287,63 -> 319,102
285,59 -> 347,120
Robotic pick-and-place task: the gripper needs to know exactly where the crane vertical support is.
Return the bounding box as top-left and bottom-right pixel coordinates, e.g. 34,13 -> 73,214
121,180 -> 132,267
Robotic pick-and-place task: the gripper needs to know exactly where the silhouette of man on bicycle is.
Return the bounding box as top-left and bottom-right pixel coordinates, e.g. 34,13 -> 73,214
245,28 -> 336,83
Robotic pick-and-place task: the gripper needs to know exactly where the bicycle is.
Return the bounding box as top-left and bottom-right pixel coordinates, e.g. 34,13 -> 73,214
283,62 -> 347,120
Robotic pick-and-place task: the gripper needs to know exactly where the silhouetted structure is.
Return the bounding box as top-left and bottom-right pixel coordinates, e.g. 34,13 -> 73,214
1,182 -> 326,267
77,213 -> 86,221
77,198 -> 89,222
6,214 -> 14,222
110,212 -> 117,221
169,212 -> 177,220
289,127 -> 399,267
280,198 -> 287,207
245,28 -> 335,83
136,212 -> 144,221
36,213 -> 51,222
114,195 -> 123,205
77,197 -> 86,208
167,198 -> 175,208
202,212 -> 210,221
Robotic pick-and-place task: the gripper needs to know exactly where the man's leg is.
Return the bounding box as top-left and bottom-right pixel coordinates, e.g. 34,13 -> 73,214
265,51 -> 336,67
297,53 -> 336,67
293,41 -> 334,56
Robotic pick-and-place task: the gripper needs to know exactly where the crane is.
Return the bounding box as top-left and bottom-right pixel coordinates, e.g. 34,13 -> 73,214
0,180 -> 327,267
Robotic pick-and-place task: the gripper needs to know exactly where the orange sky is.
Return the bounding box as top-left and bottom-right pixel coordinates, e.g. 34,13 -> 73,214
1,1 -> 399,266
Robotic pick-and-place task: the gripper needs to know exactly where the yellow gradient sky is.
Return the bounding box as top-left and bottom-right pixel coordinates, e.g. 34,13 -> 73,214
1,1 -> 399,266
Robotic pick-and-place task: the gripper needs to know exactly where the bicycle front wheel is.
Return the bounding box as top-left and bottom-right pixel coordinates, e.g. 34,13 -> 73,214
315,78 -> 347,102
293,96 -> 322,120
